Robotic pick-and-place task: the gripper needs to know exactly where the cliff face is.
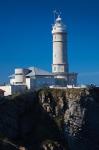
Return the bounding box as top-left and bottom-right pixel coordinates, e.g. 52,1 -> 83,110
0,88 -> 99,150
38,88 -> 99,150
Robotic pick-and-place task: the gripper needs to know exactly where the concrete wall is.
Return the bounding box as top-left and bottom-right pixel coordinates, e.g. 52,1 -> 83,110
26,78 -> 35,90
26,76 -> 55,90
12,85 -> 27,94
0,85 -> 27,96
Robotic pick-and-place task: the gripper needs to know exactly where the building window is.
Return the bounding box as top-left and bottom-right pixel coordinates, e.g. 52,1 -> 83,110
15,82 -> 23,84
54,67 -> 56,71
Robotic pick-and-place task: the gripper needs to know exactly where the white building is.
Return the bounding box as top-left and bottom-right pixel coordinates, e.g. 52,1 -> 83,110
10,67 -> 55,88
52,15 -> 77,86
0,13 -> 78,96
0,67 -> 55,96
52,15 -> 68,75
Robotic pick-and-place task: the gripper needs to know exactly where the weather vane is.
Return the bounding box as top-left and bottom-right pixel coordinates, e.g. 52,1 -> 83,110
53,10 -> 61,22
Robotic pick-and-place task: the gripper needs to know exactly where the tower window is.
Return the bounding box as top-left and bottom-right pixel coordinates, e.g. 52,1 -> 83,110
54,54 -> 56,57
54,67 -> 56,71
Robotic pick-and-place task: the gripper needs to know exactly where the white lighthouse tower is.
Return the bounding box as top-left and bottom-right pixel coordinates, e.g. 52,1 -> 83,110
52,14 -> 68,85
52,13 -> 77,86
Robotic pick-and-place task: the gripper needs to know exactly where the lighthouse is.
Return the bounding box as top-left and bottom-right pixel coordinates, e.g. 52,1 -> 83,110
52,13 -> 77,86
52,14 -> 68,84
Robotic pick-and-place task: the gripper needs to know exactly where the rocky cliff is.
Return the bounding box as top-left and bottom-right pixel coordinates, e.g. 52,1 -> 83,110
0,87 -> 99,150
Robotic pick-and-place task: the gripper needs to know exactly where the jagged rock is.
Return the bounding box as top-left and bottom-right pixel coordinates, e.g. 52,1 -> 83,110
39,88 -> 99,150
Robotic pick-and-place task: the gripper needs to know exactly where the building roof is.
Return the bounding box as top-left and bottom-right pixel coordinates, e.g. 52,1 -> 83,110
26,67 -> 53,77
9,67 -> 53,78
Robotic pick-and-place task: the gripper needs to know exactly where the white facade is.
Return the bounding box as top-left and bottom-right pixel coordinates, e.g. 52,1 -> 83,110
0,67 -> 55,96
52,15 -> 77,86
25,67 -> 55,89
10,68 -> 29,85
14,68 -> 25,84
10,67 -> 55,90
52,16 -> 68,76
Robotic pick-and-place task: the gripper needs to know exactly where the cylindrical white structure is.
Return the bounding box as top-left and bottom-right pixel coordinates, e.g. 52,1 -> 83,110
52,16 -> 68,77
15,68 -> 25,84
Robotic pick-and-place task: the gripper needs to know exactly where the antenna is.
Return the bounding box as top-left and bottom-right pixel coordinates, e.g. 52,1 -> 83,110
53,10 -> 56,23
59,11 -> 61,17
53,10 -> 58,22
53,10 -> 62,22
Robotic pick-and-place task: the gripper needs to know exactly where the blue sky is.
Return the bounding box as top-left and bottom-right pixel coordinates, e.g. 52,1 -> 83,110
0,0 -> 99,85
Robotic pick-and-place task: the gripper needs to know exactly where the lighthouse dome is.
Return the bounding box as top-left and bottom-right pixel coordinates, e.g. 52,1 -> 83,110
52,16 -> 67,34
56,16 -> 62,22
